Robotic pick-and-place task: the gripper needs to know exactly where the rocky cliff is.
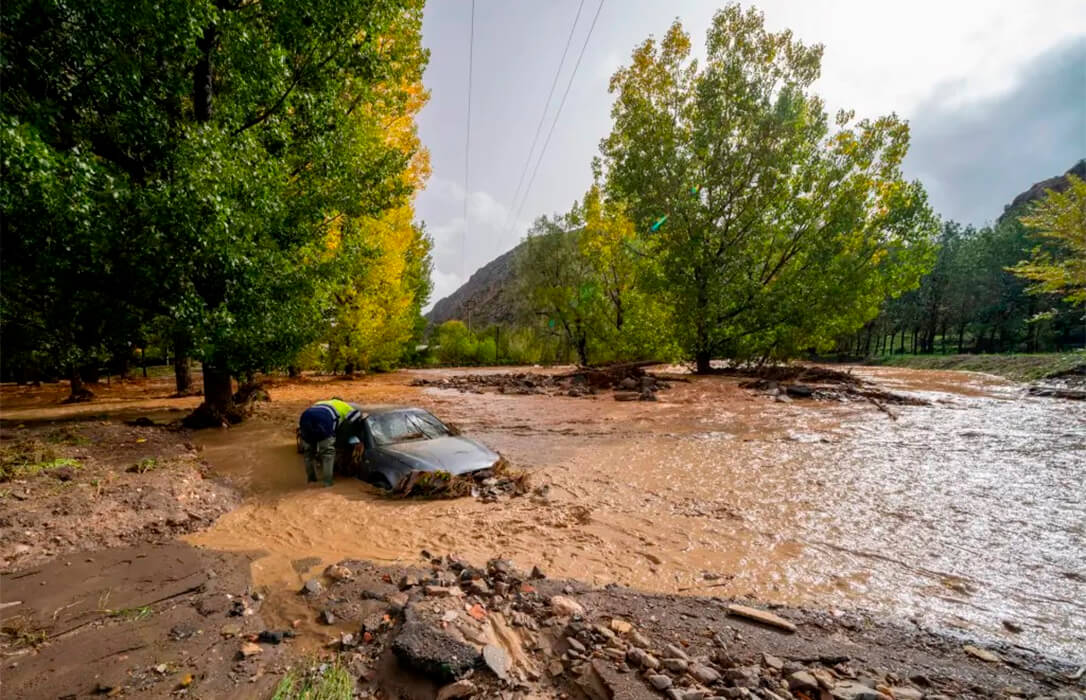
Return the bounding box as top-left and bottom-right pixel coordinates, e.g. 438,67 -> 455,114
425,240 -> 526,328
999,159 -> 1085,222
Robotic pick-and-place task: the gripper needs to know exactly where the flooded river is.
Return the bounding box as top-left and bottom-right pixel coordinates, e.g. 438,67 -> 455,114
178,366 -> 1085,660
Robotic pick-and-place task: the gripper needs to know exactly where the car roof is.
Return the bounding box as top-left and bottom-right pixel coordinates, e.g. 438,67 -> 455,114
360,405 -> 433,418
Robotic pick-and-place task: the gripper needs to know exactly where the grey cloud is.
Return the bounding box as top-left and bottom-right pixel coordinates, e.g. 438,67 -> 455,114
904,37 -> 1086,226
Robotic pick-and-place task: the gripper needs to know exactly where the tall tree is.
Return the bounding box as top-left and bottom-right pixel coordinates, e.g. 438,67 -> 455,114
1010,174 -> 1086,345
599,5 -> 937,371
1,0 -> 429,414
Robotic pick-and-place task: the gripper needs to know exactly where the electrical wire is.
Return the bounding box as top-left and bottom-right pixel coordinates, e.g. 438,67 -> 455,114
500,0 -> 586,237
461,0 -> 476,281
508,0 -> 605,237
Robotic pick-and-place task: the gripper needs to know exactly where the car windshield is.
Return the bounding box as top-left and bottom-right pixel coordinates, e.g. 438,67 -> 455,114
367,410 -> 450,446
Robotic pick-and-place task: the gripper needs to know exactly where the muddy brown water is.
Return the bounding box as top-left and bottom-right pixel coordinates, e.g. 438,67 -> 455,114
4,366 -> 1084,661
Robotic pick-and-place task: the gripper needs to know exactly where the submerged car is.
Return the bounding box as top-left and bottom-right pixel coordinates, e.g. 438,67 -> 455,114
356,407 -> 500,489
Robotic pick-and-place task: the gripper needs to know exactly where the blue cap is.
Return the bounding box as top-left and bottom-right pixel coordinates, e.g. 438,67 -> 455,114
347,436 -> 361,445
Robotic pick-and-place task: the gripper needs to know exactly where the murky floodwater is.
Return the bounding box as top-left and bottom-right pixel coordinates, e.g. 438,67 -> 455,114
174,366 -> 1086,660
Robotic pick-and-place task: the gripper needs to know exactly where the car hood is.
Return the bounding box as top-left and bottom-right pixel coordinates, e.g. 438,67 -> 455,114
377,436 -> 499,475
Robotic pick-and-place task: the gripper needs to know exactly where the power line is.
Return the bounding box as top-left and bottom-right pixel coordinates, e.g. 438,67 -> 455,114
461,0 -> 476,282
509,0 -> 605,237
500,0 -> 586,236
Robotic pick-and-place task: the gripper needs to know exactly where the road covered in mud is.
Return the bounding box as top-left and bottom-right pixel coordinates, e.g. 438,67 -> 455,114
1,364 -> 1084,697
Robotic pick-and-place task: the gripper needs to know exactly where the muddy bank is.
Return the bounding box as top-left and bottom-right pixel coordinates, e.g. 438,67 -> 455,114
0,543 -> 285,699
0,421 -> 239,571
3,545 -> 1081,699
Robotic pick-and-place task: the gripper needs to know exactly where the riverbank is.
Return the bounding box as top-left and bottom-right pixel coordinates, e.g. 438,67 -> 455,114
866,352 -> 1085,383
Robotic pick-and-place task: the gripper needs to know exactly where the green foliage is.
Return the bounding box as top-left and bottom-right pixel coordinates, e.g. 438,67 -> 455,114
598,5 -> 937,369
1011,175 -> 1086,309
272,661 -> 353,700
435,321 -> 477,365
1,0 -> 431,399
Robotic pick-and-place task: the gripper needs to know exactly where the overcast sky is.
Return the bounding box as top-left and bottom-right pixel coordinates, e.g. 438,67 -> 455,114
415,1 -> 1086,306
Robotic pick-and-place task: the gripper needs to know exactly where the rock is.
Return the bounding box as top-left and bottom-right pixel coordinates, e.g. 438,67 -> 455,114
386,592 -> 409,611
788,671 -> 819,691
610,618 -> 633,635
437,679 -> 478,700
549,660 -> 565,676
723,666 -> 760,688
762,653 -> 784,671
614,391 -> 641,401
238,642 -> 262,659
689,663 -> 720,684
662,658 -> 689,673
320,610 -> 335,625
400,574 -> 420,589
682,691 -> 710,700
629,630 -> 652,648
830,681 -> 890,700
963,644 -> 1001,663
567,636 -> 587,653
1002,619 -> 1023,633
324,564 -> 352,581
889,688 -> 922,700
340,633 -> 355,648
466,579 -> 491,596
664,643 -> 689,660
482,644 -> 512,681
594,624 -> 616,641
392,620 -> 482,682
425,585 -> 464,598
301,578 -> 323,596
785,384 -> 813,398
648,674 -> 673,690
531,565 -> 546,579
618,377 -> 639,390
258,630 -> 287,644
811,668 -> 836,689
626,648 -> 660,670
550,595 -> 585,618
725,604 -> 797,633
53,466 -> 75,481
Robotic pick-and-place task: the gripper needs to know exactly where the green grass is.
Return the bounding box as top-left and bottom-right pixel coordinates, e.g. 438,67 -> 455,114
0,436 -> 83,481
271,661 -> 353,700
129,457 -> 160,474
869,351 -> 1085,382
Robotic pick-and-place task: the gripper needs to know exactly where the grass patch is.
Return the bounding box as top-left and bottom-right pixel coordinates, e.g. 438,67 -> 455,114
45,427 -> 91,446
869,351 -> 1085,383
127,457 -> 160,474
108,605 -> 152,622
271,661 -> 353,700
0,438 -> 82,481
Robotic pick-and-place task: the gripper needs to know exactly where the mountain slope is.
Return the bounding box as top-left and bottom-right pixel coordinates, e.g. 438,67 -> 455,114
425,240 -> 526,328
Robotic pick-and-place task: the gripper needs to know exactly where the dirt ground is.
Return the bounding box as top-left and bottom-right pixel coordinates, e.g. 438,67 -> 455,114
1,369 -> 1083,699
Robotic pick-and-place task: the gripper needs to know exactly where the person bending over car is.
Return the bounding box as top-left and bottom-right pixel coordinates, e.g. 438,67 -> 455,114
297,398 -> 364,486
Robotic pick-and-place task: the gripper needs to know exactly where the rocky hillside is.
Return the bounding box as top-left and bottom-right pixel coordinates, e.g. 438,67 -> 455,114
998,159 -> 1085,222
426,240 -> 526,328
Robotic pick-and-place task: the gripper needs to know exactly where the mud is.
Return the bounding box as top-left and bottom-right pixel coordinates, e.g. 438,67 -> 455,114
0,421 -> 239,571
1,365 -> 1084,698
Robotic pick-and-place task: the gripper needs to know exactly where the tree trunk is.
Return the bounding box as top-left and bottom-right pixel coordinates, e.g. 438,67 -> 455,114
695,350 -> 712,374
344,362 -> 355,375
288,365 -> 300,378
173,336 -> 193,394
182,362 -> 238,428
65,366 -> 95,403
911,328 -> 919,354
957,324 -> 966,354
203,366 -> 234,414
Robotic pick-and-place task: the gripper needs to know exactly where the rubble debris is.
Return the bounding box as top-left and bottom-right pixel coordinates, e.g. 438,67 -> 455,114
410,362 -> 672,402
391,615 -> 482,681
